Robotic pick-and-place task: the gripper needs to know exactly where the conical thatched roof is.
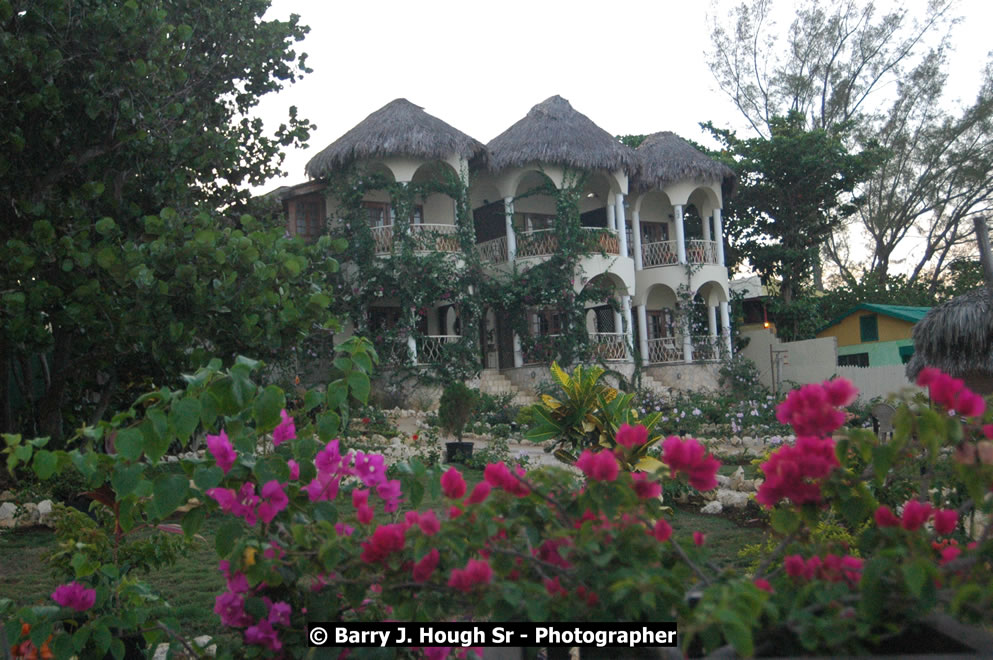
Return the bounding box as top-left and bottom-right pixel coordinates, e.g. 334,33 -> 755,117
485,96 -> 638,174
632,132 -> 737,195
305,99 -> 485,179
906,287 -> 993,394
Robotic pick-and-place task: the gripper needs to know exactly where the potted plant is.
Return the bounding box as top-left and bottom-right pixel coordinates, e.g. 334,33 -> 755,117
439,382 -> 478,462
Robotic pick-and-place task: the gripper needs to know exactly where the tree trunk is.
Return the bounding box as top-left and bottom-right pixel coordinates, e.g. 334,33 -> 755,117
975,216 -> 993,290
38,327 -> 73,444
0,334 -> 11,434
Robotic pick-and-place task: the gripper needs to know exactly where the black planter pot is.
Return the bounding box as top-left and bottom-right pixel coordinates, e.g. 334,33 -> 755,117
445,441 -> 474,463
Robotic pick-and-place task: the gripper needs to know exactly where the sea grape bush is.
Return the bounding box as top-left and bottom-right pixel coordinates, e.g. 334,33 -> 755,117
2,357 -> 993,658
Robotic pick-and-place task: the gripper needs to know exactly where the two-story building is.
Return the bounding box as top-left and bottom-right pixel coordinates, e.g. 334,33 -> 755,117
278,96 -> 735,393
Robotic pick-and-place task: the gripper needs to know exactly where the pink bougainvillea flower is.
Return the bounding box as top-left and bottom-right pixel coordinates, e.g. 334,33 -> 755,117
352,489 -> 370,509
356,504 -> 374,525
418,509 -> 441,536
359,524 -> 406,563
754,578 -> 774,593
272,409 -> 296,446
661,436 -> 720,491
353,451 -> 387,488
933,508 -> 958,535
776,380 -> 856,437
467,481 -> 491,504
575,449 -> 619,482
51,582 -> 96,612
650,519 -> 672,542
315,439 -> 343,475
874,505 -> 900,528
693,531 -> 706,546
483,461 -> 530,496
422,647 -> 454,660
756,436 -> 839,508
631,472 -> 662,499
784,555 -> 806,578
984,424 -> 993,440
207,430 -> 237,474
412,548 -> 440,582
244,618 -> 282,651
268,600 -> 291,627
214,590 -> 252,627
263,542 -> 285,560
615,423 -> 648,449
334,522 -> 354,537
447,559 -> 492,592
448,505 -> 463,519
441,467 -> 467,499
287,459 -> 300,481
303,472 -> 340,503
917,368 -> 986,417
939,545 -> 962,565
376,479 -> 403,513
257,480 -> 288,524
901,500 -> 933,531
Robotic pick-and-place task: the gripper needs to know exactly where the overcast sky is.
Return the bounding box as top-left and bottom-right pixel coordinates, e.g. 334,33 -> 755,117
252,0 -> 991,198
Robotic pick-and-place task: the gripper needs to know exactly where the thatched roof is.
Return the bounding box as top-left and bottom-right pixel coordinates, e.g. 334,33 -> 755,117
485,96 -> 638,174
905,287 -> 993,393
632,132 -> 737,196
305,99 -> 485,179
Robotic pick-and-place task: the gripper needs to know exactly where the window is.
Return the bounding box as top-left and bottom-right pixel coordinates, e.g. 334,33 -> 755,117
514,212 -> 554,232
294,200 -> 325,240
859,314 -> 879,342
363,202 -> 423,227
533,308 -> 562,335
838,353 -> 869,367
899,345 -> 915,364
647,309 -> 675,339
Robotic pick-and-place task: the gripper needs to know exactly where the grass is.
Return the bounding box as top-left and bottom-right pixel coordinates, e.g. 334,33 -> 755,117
0,461 -> 769,647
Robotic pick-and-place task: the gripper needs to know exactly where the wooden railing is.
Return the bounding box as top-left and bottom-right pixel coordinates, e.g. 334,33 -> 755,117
516,229 -> 558,259
370,223 -> 461,255
477,236 -> 508,263
686,239 -> 718,265
590,332 -> 626,361
642,239 -> 719,267
646,336 -> 683,364
418,335 -> 461,364
691,335 -> 721,361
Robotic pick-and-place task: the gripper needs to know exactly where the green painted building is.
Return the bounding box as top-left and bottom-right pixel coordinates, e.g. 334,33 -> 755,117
816,304 -> 931,367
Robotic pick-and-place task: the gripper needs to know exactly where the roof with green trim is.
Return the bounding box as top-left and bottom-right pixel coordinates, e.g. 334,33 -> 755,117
817,303 -> 932,335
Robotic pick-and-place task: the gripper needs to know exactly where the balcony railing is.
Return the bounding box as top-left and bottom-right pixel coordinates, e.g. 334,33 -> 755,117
642,240 -> 679,267
418,334 -> 461,364
370,223 -> 461,256
516,229 -> 558,259
477,236 -> 508,263
686,239 -> 718,265
522,333 -> 561,365
642,239 -> 719,267
691,335 -> 721,361
646,336 -> 683,364
582,227 -> 619,255
590,332 -> 626,361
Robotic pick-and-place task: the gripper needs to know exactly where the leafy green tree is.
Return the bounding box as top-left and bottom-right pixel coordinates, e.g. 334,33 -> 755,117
708,0 -> 993,288
706,112 -> 880,304
0,0 -> 329,440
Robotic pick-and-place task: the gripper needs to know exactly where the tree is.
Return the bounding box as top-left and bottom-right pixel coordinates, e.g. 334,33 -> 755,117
706,112 -> 879,304
0,0 -> 331,440
708,0 -> 993,287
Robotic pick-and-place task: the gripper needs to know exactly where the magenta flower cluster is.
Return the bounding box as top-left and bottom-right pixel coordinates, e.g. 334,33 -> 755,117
51,581 -> 96,611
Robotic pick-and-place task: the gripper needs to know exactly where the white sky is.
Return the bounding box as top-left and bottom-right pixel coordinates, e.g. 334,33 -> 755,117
251,0 -> 991,275
254,0 -> 991,193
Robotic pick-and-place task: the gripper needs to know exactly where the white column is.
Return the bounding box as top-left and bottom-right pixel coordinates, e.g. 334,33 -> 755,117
606,200 -> 616,232
504,197 -> 517,261
707,305 -> 718,338
513,332 -> 523,368
637,304 -> 649,361
632,209 -> 643,270
720,301 -> 733,356
407,334 -> 418,366
674,204 -> 686,264
616,194 -> 629,258
613,309 -> 623,336
682,313 -> 693,363
714,208 -> 725,267
622,296 -> 634,360
703,211 -> 712,241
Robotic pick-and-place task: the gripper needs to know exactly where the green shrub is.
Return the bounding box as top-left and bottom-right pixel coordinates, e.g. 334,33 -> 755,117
438,382 -> 478,442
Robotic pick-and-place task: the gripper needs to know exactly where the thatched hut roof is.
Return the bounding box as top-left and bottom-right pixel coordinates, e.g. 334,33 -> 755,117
632,132 -> 737,196
485,96 -> 638,174
905,287 -> 993,393
305,99 -> 485,179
